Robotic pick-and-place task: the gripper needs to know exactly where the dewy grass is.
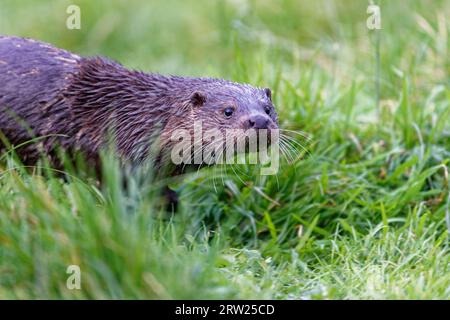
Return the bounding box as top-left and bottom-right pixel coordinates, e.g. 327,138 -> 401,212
0,0 -> 449,299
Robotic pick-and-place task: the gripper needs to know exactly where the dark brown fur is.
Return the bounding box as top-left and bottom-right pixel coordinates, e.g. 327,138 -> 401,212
0,36 -> 278,175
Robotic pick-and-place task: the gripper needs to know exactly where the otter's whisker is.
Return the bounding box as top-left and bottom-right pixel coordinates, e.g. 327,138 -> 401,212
279,128 -> 312,141
279,139 -> 295,163
280,133 -> 311,157
229,161 -> 246,186
278,140 -> 291,163
280,135 -> 301,158
280,136 -> 306,164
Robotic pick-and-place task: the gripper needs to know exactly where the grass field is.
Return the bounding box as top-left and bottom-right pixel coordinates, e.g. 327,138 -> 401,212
0,0 -> 449,299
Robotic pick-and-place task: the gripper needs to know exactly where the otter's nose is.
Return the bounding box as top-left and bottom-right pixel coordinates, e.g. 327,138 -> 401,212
247,115 -> 270,129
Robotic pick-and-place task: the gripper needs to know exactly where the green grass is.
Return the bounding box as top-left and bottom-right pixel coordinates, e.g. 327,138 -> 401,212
0,0 -> 449,299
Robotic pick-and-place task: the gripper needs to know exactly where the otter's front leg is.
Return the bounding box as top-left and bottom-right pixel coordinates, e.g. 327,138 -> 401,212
163,185 -> 179,212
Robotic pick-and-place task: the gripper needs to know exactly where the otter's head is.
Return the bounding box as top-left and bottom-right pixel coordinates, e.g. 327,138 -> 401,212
187,82 -> 279,162
162,80 -> 279,168
187,82 -> 279,133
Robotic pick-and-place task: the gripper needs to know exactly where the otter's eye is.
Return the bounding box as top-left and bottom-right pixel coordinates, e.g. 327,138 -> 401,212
224,107 -> 234,118
264,106 -> 271,115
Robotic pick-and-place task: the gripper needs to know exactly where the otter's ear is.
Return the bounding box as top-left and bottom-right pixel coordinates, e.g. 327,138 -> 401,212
190,91 -> 207,107
264,88 -> 272,101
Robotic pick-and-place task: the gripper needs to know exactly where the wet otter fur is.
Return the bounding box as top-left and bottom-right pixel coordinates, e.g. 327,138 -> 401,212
0,36 -> 279,208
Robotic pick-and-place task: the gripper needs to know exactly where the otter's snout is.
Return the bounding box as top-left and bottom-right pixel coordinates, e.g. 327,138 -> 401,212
245,114 -> 272,130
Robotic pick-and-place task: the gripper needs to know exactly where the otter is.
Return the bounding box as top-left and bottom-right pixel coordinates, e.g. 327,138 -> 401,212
0,36 -> 279,207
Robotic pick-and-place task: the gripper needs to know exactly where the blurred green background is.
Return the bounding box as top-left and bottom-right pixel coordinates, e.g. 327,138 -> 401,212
0,0 -> 447,80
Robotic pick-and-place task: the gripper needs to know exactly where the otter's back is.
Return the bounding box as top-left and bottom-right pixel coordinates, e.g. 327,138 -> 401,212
0,36 -> 80,145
